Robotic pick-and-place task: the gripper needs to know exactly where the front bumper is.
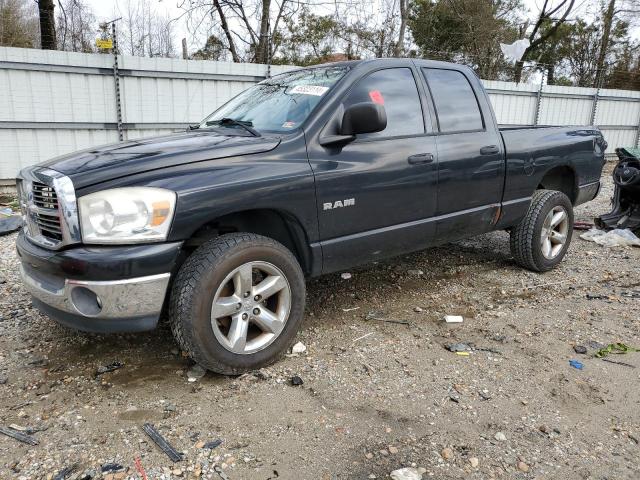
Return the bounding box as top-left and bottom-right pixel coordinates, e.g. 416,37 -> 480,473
16,231 -> 183,333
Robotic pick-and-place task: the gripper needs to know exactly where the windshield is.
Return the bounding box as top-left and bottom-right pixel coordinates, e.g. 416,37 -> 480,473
200,65 -> 350,133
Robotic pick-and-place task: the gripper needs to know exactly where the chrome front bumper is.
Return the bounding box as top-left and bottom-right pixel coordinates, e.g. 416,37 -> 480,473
20,264 -> 170,321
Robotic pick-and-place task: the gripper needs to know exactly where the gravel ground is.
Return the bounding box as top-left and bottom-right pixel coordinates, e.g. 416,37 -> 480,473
1,164 -> 639,480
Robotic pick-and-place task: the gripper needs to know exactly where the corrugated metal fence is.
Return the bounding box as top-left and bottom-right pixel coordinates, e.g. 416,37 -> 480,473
2,46 -> 640,182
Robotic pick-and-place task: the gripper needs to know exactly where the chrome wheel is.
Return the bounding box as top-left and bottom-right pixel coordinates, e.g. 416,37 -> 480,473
540,206 -> 569,259
210,261 -> 291,355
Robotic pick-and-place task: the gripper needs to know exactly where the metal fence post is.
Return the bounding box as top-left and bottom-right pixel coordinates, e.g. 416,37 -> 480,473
533,69 -> 546,126
590,77 -> 602,127
112,23 -> 124,141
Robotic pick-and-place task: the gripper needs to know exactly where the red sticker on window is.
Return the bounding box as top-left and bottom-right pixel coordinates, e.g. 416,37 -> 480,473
369,90 -> 384,105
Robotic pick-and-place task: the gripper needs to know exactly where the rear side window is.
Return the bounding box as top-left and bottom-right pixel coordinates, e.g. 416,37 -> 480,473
343,68 -> 425,138
423,68 -> 484,133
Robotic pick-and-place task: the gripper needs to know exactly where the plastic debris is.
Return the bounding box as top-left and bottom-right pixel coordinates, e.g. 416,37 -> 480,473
203,439 -> 223,449
53,464 -> 78,480
594,342 -> 640,358
290,375 -> 304,386
390,467 -> 426,480
0,425 -> 38,445
142,423 -> 183,462
456,352 -> 470,356
569,359 -> 584,370
573,221 -> 594,231
447,343 -> 471,352
500,38 -> 530,63
187,364 -> 207,382
580,228 -> 640,247
96,361 -> 124,376
0,213 -> 22,235
444,315 -> 464,323
340,272 -> 352,280
134,457 -> 148,480
101,463 -> 124,473
291,342 -> 307,354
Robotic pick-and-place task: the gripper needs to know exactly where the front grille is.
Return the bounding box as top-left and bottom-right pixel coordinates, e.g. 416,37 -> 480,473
31,181 -> 63,242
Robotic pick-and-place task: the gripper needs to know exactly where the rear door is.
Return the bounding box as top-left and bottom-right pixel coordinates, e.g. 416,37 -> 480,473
306,65 -> 438,273
421,67 -> 504,241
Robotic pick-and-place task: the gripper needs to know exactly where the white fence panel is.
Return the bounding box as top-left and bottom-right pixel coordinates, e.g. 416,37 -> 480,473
1,46 -> 640,182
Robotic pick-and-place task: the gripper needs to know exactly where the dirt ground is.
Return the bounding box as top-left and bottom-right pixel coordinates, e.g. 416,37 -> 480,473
1,164 -> 639,480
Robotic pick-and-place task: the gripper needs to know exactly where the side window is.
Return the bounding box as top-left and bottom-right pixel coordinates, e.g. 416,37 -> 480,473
343,68 -> 425,138
422,68 -> 484,133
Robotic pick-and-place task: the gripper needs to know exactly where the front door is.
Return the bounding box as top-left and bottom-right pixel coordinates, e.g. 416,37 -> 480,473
306,66 -> 438,273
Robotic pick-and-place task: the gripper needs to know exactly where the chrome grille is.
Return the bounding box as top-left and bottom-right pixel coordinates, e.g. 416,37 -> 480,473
31,181 -> 63,242
17,168 -> 80,250
32,182 -> 59,210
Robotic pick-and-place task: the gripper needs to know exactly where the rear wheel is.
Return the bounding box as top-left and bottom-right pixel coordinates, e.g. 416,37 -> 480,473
169,233 -> 306,375
510,189 -> 574,272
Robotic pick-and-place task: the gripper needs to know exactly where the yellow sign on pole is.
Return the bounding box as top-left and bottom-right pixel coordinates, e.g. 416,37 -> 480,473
96,38 -> 113,49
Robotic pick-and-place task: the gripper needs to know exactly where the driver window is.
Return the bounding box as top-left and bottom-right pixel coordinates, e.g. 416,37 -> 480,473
343,68 -> 425,139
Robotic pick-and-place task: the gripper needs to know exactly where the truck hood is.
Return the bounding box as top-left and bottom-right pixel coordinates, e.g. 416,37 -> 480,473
37,130 -> 281,189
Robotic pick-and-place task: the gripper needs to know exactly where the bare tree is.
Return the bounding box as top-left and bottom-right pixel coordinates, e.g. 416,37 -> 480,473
0,0 -> 39,47
116,0 -> 176,57
56,0 -> 96,52
514,0 -> 575,82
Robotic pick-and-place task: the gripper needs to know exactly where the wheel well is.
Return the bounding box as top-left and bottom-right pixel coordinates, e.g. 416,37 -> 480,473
184,209 -> 312,274
537,166 -> 577,204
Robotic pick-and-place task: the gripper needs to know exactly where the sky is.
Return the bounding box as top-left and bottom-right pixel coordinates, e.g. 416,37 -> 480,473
82,0 -> 637,56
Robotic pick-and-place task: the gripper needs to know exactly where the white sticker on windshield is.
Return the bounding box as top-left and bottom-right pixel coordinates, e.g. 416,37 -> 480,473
290,85 -> 329,96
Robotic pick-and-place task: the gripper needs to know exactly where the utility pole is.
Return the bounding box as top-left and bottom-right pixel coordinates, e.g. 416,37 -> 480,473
182,38 -> 188,60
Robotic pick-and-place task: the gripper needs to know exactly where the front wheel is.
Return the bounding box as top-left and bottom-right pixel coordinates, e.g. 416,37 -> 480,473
169,233 -> 306,375
510,189 -> 574,272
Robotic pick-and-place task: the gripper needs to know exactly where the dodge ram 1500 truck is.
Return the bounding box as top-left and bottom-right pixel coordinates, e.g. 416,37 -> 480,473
16,58 -> 606,374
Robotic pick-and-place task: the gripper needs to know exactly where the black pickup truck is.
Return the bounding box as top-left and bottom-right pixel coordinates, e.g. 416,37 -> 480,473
16,58 -> 606,374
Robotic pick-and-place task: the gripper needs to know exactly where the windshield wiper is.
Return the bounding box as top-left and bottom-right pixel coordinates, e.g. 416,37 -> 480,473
206,118 -> 261,137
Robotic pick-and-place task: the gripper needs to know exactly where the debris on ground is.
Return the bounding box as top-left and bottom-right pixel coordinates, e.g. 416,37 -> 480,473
446,343 -> 472,353
574,221 -> 594,230
95,361 -> 124,376
569,360 -> 584,370
444,315 -> 464,323
101,463 -> 124,473
203,439 -> 223,449
365,311 -> 410,325
586,293 -> 609,300
134,457 -> 148,480
0,425 -> 39,445
341,272 -> 352,280
390,467 -> 427,480
187,364 -> 207,382
574,345 -> 588,354
494,432 -> 507,442
53,463 -> 78,480
291,342 -> 307,354
595,342 -> 640,358
141,423 -> 183,462
580,228 -> 640,247
0,208 -> 21,236
290,375 -> 304,386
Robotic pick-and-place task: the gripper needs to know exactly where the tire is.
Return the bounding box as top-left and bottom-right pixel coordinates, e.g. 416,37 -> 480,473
169,233 -> 306,375
510,189 -> 574,272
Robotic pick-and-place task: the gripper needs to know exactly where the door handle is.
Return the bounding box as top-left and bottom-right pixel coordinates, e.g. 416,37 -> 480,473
408,153 -> 434,165
480,145 -> 500,155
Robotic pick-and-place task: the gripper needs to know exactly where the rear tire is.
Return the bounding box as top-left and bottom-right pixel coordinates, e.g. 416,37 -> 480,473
169,233 -> 306,375
510,189 -> 574,272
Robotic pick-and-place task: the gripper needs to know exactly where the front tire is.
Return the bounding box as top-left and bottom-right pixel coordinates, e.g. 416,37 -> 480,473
510,189 -> 574,272
169,233 -> 306,375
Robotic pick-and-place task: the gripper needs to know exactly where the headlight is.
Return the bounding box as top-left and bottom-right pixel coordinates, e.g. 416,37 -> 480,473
78,187 -> 176,244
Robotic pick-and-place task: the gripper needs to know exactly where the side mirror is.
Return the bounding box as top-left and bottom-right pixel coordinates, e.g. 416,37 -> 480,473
340,102 -> 387,135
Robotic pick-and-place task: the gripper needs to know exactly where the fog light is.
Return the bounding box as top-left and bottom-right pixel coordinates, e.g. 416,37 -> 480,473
70,286 -> 102,316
